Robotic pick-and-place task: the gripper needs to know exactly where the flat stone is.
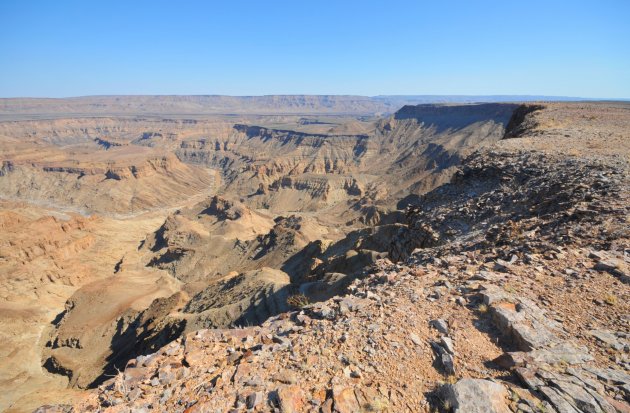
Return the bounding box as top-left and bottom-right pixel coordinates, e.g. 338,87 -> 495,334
589,250 -> 607,261
584,367 -> 630,385
409,333 -> 422,346
338,296 -> 368,314
590,330 -> 627,351
273,369 -> 297,384
443,379 -> 511,413
471,271 -> 499,281
524,342 -> 594,365
551,379 -> 604,413
515,367 -> 545,391
272,335 -> 292,347
494,259 -> 512,273
538,386 -> 581,413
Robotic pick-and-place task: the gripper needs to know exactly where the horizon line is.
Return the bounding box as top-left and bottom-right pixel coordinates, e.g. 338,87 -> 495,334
1,94 -> 629,101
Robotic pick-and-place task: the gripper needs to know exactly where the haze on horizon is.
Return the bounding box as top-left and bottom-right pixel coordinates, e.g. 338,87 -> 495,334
0,0 -> 629,99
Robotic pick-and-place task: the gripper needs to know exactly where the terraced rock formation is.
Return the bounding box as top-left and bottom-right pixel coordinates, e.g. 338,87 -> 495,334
48,122 -> 629,412
0,100 -> 628,412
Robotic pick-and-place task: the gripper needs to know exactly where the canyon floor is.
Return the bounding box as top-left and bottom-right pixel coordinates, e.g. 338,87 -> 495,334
0,97 -> 628,413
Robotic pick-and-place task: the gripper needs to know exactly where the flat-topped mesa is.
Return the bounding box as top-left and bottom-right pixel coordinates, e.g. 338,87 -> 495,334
233,123 -> 369,141
392,102 -> 520,123
7,154 -> 187,180
377,102 -> 519,135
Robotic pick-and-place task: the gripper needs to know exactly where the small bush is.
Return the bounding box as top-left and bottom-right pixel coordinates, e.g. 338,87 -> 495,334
604,294 -> 617,306
286,293 -> 310,308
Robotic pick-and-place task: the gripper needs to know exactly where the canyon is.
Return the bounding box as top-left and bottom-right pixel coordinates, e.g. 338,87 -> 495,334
0,97 -> 627,413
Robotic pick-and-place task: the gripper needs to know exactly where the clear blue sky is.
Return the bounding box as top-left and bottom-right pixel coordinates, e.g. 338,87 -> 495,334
0,0 -> 628,98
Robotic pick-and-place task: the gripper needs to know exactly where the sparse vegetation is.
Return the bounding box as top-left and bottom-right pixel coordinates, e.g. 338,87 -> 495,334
603,294 -> 617,306
477,303 -> 489,314
445,375 -> 457,384
504,284 -> 517,294
364,398 -> 390,412
286,293 -> 310,308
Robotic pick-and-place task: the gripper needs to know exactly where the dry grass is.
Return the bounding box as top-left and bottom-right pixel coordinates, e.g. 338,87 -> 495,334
604,294 -> 617,306
286,293 -> 310,308
363,398 -> 390,412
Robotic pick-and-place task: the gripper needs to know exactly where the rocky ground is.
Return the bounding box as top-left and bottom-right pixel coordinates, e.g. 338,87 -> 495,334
35,105 -> 630,412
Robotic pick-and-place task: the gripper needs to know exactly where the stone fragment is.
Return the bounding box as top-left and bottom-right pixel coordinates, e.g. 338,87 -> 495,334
429,319 -> 449,334
431,342 -> 456,375
273,369 -> 297,384
538,386 -> 580,413
551,379 -> 604,413
440,352 -> 456,375
440,336 -> 455,355
313,304 -> 336,320
273,334 -> 291,347
590,330 -> 628,351
494,259 -> 512,273
276,385 -> 305,413
443,379 -> 511,413
409,333 -> 422,346
332,385 -> 360,413
246,391 -> 264,409
320,398 -> 333,413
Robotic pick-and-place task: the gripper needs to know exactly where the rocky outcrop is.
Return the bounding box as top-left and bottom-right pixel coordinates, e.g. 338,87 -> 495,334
183,268 -> 292,330
477,285 -> 628,413
143,196 -> 324,283
391,148 -> 627,261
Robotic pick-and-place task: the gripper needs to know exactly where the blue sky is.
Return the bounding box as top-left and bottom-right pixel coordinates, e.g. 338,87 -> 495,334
0,0 -> 628,98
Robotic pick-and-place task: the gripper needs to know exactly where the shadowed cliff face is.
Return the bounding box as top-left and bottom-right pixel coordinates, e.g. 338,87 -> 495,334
393,103 -> 519,125
176,103 -> 519,212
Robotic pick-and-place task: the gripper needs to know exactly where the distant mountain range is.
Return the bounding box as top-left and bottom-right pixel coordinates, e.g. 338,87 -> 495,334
0,94 -> 626,120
